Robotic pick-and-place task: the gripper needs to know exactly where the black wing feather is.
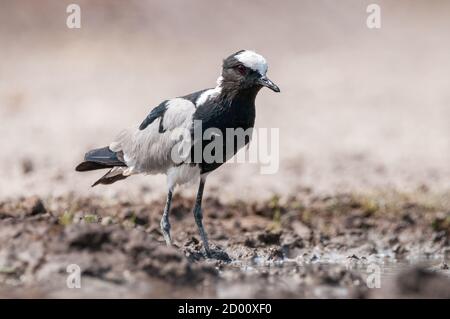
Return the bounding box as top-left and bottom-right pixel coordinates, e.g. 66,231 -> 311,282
180,89 -> 210,105
139,101 -> 168,131
138,90 -> 210,131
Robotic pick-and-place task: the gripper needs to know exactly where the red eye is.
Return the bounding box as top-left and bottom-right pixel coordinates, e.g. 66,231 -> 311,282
236,65 -> 246,75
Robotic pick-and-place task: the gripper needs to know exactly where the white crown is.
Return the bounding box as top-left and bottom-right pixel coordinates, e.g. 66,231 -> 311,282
235,50 -> 268,75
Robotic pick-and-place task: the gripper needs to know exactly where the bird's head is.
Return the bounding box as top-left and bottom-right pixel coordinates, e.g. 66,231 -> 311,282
220,50 -> 280,93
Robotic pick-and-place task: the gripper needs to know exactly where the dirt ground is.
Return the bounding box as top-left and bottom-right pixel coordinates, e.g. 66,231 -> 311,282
0,1 -> 449,298
0,190 -> 449,298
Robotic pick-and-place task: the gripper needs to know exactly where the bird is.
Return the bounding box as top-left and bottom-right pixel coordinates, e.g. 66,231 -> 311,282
75,50 -> 280,257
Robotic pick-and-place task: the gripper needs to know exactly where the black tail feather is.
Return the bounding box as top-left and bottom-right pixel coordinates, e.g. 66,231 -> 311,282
75,146 -> 126,172
76,146 -> 129,186
91,169 -> 129,187
75,161 -> 110,172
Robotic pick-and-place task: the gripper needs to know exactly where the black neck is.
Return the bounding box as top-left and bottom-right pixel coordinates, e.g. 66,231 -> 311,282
218,82 -> 261,107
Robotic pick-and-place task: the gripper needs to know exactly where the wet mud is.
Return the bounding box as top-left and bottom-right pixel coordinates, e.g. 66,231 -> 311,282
0,190 -> 449,298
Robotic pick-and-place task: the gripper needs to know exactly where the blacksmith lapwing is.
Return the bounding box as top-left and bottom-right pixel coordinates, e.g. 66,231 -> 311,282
75,50 -> 280,257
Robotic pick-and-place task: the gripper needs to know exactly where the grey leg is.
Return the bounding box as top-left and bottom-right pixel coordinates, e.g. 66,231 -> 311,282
160,189 -> 173,245
193,177 -> 211,257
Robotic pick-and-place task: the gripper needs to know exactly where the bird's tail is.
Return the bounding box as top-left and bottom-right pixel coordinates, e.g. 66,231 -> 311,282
75,146 -> 129,187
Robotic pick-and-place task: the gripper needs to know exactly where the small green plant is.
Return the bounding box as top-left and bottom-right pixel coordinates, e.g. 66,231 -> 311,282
268,195 -> 281,229
59,210 -> 74,226
122,213 -> 137,228
431,215 -> 450,232
83,214 -> 98,223
360,197 -> 379,215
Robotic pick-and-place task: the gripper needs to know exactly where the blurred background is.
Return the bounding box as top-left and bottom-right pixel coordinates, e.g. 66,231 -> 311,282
1,0 -> 449,200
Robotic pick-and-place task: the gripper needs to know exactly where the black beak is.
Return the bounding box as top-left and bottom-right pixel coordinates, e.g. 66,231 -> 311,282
258,75 -> 280,92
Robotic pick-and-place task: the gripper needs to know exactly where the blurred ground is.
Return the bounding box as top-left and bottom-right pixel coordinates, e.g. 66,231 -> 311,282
0,0 -> 449,298
1,0 -> 449,200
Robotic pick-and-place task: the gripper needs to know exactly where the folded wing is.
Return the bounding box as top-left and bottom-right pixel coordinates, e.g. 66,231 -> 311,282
109,97 -> 197,175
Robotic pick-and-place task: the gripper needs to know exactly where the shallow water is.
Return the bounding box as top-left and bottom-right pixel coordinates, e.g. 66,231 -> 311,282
216,252 -> 450,298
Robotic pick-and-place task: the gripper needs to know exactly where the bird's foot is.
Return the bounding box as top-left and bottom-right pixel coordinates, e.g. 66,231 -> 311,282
204,244 -> 231,262
204,245 -> 212,258
183,237 -> 231,262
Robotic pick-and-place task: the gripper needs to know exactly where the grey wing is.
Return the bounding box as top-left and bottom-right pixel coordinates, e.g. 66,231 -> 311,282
109,98 -> 196,175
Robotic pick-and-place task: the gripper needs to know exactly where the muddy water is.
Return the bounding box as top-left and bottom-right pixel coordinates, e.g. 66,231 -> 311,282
214,251 -> 450,298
